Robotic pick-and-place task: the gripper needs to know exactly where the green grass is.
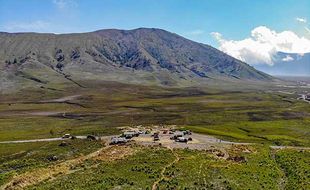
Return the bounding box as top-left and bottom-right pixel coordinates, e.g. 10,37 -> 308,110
220,146 -> 283,190
26,146 -> 175,190
185,119 -> 310,146
0,84 -> 309,146
0,116 -> 120,141
158,146 -> 284,189
275,149 -> 310,189
0,140 -> 103,186
24,145 -> 310,190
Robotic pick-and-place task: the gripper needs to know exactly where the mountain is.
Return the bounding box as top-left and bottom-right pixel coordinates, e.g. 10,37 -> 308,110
0,28 -> 273,91
254,52 -> 310,76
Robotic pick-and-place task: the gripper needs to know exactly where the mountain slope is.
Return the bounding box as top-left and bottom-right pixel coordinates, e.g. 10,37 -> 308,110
0,28 -> 273,91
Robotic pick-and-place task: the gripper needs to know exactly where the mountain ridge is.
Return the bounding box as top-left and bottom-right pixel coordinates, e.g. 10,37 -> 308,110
0,28 -> 273,91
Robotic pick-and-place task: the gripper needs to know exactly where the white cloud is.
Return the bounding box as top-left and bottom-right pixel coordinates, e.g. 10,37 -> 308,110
295,17 -> 310,34
188,29 -> 204,36
282,55 -> 294,62
2,21 -> 51,32
211,32 -> 222,41
211,26 -> 310,65
53,0 -> 77,10
296,17 -> 307,23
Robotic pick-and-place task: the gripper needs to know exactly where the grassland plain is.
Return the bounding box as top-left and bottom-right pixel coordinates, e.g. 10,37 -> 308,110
0,82 -> 309,189
0,82 -> 309,145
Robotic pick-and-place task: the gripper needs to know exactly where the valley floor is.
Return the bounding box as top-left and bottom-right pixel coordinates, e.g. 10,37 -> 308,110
0,82 -> 309,189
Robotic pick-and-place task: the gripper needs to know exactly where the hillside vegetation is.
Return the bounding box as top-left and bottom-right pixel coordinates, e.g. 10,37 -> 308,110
0,28 -> 273,92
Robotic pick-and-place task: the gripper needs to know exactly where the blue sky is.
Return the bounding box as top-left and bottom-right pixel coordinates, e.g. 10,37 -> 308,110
0,0 -> 309,46
0,0 -> 309,73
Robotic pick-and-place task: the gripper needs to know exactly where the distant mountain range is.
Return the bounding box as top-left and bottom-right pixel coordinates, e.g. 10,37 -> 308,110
254,52 -> 310,76
0,28 -> 273,91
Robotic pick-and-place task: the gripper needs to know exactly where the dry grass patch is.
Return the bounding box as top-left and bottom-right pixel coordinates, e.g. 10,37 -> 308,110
94,145 -> 136,161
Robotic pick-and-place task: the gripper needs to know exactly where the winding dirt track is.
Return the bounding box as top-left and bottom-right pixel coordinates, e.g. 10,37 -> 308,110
152,147 -> 180,190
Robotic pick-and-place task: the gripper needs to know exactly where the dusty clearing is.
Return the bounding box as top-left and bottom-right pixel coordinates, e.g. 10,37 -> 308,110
133,133 -> 249,150
94,145 -> 135,161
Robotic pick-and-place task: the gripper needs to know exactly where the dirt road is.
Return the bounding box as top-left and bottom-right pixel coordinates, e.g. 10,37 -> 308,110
0,133 -> 309,151
0,135 -> 114,144
0,136 -> 87,144
39,95 -> 81,103
270,145 -> 310,150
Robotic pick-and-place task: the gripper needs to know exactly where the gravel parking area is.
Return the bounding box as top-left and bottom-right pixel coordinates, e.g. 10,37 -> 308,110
132,132 -> 250,150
